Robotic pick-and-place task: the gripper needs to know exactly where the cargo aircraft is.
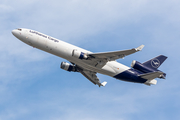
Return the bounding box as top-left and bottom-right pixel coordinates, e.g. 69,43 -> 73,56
12,28 -> 167,87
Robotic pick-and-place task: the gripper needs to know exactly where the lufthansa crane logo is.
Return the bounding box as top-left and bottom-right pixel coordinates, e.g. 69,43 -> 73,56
151,59 -> 160,68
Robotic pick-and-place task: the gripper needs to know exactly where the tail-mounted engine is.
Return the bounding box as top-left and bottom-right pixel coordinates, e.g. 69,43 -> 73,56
131,60 -> 166,79
131,60 -> 154,73
60,62 -> 77,72
72,49 -> 88,59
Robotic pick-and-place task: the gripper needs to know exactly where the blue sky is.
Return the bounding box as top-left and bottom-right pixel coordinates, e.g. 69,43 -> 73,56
0,0 -> 180,120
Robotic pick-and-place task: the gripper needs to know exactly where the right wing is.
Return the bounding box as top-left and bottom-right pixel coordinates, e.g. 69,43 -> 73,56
86,45 -> 144,68
88,45 -> 144,61
79,70 -> 107,87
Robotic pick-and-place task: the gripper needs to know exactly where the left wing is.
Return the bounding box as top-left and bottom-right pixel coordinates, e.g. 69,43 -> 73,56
79,70 -> 107,87
88,45 -> 144,61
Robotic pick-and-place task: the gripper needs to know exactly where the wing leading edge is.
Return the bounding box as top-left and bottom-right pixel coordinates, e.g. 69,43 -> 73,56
88,45 -> 144,61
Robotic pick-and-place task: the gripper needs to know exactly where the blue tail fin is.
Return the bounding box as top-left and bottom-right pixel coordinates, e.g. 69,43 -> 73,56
142,55 -> 167,70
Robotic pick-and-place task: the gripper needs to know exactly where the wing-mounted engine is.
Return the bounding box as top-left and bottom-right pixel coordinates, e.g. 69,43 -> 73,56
72,49 -> 88,59
60,62 -> 77,72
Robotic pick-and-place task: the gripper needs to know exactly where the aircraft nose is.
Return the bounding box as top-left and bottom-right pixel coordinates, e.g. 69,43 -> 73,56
12,29 -> 18,36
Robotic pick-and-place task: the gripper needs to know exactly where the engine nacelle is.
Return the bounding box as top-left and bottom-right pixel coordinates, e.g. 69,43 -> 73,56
131,60 -> 154,73
60,62 -> 77,72
131,60 -> 166,79
72,49 -> 88,59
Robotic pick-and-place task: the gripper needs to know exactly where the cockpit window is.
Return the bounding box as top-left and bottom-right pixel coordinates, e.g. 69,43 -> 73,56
17,28 -> 22,31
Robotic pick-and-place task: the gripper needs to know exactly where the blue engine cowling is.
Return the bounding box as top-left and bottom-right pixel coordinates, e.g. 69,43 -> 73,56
60,62 -> 77,72
72,49 -> 87,59
131,60 -> 154,73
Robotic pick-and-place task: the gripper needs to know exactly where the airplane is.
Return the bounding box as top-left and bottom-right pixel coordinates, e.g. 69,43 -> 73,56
12,28 -> 167,87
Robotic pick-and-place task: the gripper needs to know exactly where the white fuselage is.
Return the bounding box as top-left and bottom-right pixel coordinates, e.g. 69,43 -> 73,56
12,28 -> 130,78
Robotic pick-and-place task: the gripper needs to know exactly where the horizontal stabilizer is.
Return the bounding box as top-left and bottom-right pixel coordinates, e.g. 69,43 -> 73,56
139,71 -> 164,80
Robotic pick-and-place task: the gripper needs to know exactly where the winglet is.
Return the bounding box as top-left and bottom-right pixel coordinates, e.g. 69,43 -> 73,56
135,45 -> 144,51
144,79 -> 157,86
101,81 -> 107,87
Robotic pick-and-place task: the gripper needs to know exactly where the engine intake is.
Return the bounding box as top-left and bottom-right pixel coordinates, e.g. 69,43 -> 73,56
72,49 -> 87,59
131,60 -> 155,73
131,60 -> 166,79
60,62 -> 77,72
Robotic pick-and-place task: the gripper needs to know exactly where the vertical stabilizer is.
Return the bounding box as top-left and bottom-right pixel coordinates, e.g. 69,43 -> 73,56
142,55 -> 167,70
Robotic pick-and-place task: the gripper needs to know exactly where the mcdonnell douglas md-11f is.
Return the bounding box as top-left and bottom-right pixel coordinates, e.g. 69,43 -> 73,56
12,28 -> 167,87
